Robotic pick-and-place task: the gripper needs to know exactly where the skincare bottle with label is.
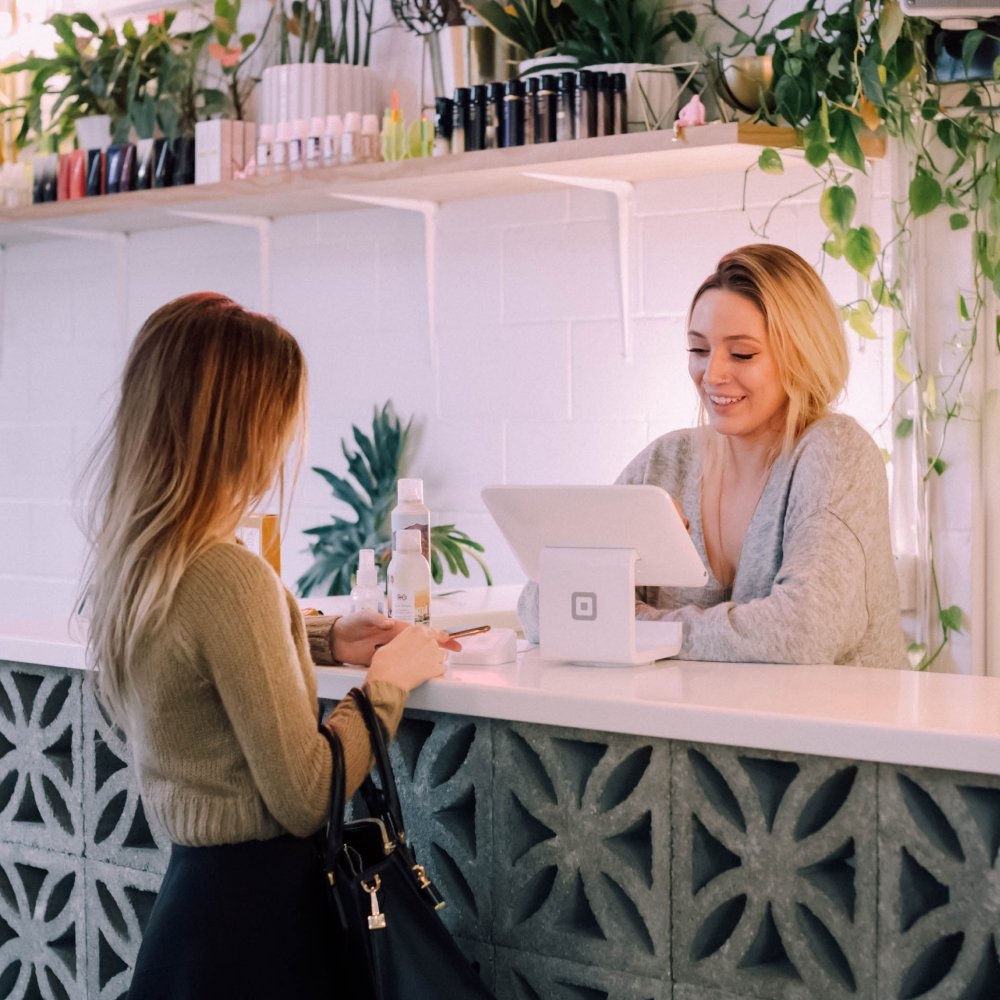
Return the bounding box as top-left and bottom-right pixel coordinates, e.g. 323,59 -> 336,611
351,548 -> 383,613
391,478 -> 430,563
387,529 -> 430,625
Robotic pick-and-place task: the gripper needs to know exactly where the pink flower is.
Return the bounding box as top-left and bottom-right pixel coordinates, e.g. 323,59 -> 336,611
676,93 -> 706,128
148,11 -> 165,25
208,41 -> 242,67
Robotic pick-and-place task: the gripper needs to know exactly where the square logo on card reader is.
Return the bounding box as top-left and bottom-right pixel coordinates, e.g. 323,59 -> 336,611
571,592 -> 598,621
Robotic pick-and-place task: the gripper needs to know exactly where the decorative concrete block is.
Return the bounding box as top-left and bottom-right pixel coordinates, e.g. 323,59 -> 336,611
495,945 -> 668,999
82,682 -> 170,874
0,662 -> 83,855
0,841 -> 86,999
877,763 -> 1000,998
492,721 -> 671,979
388,710 -> 495,943
83,859 -> 161,1000
671,742 -> 878,999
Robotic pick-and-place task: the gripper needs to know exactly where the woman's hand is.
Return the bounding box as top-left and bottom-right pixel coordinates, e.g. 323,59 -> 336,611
332,611 -> 461,667
365,624 -> 459,692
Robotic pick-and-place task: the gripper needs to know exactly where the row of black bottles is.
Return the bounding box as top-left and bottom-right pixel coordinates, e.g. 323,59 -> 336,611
437,69 -> 629,154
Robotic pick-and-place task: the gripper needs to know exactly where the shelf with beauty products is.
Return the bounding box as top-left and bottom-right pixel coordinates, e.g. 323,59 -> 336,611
0,122 -> 886,247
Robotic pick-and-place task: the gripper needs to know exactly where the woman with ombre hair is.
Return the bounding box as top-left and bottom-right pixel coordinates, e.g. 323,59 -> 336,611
79,292 -> 458,997
520,244 -> 908,669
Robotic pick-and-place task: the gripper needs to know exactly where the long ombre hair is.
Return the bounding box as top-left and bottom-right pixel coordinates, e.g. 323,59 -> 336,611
690,244 -> 850,458
78,293 -> 307,721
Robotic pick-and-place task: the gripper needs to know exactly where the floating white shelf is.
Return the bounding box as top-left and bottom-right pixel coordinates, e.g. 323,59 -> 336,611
0,123 -> 885,246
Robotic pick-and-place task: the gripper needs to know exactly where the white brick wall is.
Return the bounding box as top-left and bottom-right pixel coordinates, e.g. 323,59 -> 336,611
0,164 -> 895,605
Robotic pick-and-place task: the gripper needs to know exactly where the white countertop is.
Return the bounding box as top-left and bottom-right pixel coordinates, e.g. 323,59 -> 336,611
4,589 -> 999,777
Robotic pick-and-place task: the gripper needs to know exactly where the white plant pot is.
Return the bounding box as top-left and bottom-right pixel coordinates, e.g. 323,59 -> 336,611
518,54 -> 578,79
74,114 -> 111,151
325,64 -> 379,118
584,62 -> 681,131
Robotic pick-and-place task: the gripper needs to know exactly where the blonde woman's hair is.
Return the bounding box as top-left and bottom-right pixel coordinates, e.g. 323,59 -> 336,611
78,292 -> 307,721
690,244 -> 850,456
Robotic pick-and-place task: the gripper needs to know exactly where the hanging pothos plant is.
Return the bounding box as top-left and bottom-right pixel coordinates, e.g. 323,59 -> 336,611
705,0 -> 999,669
297,402 -> 492,598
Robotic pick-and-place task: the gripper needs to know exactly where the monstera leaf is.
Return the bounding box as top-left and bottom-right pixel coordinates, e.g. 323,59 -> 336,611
297,402 -> 491,597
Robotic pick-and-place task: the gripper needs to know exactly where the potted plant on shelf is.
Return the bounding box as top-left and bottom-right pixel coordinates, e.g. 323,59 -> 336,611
554,0 -> 698,129
2,11 -> 135,150
297,402 -> 492,598
258,0 -> 384,128
458,0 -> 580,76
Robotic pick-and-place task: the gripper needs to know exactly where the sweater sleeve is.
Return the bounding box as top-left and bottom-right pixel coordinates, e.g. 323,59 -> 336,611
323,680 -> 407,799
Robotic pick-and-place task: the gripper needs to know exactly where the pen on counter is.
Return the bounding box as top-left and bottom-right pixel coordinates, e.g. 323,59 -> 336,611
447,625 -> 492,639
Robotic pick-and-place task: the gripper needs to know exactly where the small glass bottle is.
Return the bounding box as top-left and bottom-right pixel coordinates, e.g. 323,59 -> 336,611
434,96 -> 454,155
322,114 -> 342,167
502,79 -> 525,148
351,548 -> 383,613
341,112 -> 361,165
468,84 -> 487,151
485,81 -> 504,150
256,122 -> 274,175
272,121 -> 291,172
524,77 -> 539,145
536,75 -> 557,144
576,70 -> 597,139
451,88 -> 470,153
611,72 -> 628,135
594,72 -> 612,137
306,116 -> 324,168
556,72 -> 576,141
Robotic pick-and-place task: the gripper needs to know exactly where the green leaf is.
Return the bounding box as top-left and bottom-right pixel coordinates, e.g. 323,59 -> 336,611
908,642 -> 928,670
758,147 -> 784,174
844,225 -> 879,277
820,184 -> 856,235
958,293 -> 970,322
949,212 -> 969,231
879,0 -> 904,54
847,301 -> 878,339
805,142 -> 829,168
962,30 -> 986,71
909,170 -> 942,218
929,456 -> 947,476
939,605 -> 964,633
895,417 -> 914,439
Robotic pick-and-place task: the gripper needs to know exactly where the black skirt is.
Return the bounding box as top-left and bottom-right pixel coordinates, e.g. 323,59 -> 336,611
127,833 -> 336,999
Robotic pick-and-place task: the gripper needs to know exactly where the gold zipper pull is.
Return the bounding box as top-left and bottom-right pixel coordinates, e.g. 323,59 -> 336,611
363,874 -> 386,930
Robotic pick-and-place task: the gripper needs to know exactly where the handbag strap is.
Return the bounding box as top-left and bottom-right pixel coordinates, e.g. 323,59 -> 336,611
346,686 -> 406,843
317,721 -> 347,870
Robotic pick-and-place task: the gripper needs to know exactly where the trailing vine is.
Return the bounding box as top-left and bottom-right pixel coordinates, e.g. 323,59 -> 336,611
705,0 -> 1000,669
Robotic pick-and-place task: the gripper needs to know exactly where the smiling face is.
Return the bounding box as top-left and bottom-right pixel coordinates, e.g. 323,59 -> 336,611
687,288 -> 789,448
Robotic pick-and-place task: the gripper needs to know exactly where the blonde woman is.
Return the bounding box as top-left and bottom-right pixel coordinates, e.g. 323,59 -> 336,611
79,292 -> 458,998
520,244 -> 908,669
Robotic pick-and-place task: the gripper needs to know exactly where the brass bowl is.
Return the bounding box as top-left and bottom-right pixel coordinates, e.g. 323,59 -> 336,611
717,54 -> 774,114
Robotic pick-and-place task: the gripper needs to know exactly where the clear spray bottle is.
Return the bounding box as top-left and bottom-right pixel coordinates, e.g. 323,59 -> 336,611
350,548 -> 383,613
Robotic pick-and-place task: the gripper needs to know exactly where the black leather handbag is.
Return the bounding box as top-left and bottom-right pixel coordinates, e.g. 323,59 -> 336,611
317,687 -> 496,1000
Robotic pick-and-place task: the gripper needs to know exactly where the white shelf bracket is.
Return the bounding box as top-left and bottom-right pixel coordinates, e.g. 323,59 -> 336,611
523,172 -> 636,360
169,211 -> 273,313
331,194 -> 441,365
